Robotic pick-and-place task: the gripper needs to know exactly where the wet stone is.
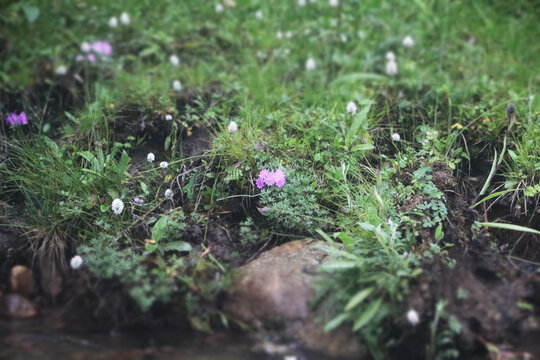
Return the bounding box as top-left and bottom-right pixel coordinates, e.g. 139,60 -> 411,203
9,265 -> 35,297
225,239 -> 366,359
4,294 -> 37,318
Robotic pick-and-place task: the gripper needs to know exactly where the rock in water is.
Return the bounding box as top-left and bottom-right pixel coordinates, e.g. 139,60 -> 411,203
5,294 -> 37,318
225,239 -> 366,359
9,265 -> 35,296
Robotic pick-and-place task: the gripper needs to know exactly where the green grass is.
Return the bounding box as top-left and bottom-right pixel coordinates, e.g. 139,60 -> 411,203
1,0 -> 539,357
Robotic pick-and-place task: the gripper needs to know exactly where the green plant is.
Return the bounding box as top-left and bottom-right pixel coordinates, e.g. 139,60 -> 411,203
426,300 -> 461,360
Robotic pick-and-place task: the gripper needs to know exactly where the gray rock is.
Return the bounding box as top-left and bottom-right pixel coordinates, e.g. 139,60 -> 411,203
225,239 -> 366,359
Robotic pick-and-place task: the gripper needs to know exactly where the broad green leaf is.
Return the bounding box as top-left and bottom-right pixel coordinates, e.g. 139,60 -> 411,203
140,181 -> 149,195
350,144 -> 375,152
324,313 -> 349,332
151,214 -> 171,242
164,241 -> 192,252
117,150 -> 131,175
345,287 -> 374,311
22,5 -> 40,23
352,298 -> 382,331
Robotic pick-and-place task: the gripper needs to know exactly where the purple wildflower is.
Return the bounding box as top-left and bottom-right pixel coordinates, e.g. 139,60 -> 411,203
87,54 -> 96,63
133,197 -> 144,204
5,112 -> 28,126
274,169 -> 286,187
256,169 -> 286,189
91,41 -> 113,56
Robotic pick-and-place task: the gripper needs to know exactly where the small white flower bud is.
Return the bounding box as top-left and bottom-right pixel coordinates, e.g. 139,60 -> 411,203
228,121 -> 238,133
147,153 -> 155,163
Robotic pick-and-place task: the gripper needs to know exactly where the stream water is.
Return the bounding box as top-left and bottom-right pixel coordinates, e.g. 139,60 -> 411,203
0,313 -> 337,360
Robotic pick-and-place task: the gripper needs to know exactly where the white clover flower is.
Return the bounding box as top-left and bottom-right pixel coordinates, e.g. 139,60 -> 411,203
228,121 -> 238,133
120,12 -> 130,25
256,51 -> 266,59
215,3 -> 224,13
283,48 -> 291,55
55,65 -> 68,75
347,101 -> 357,115
108,16 -> 118,28
357,30 -> 366,39
407,309 -> 420,326
70,255 -> 83,270
81,42 -> 91,53
305,58 -> 316,71
285,31 -> 293,39
165,114 -> 173,121
392,133 -> 401,141
304,28 -> 311,35
111,198 -> 124,215
147,152 -> 155,163
255,10 -> 263,19
386,59 -> 398,76
172,80 -> 182,91
385,51 -> 396,61
298,0 -> 306,6
160,161 -> 169,169
340,34 -> 348,43
276,31 -> 283,40
329,0 -> 339,7
164,189 -> 173,199
169,54 -> 180,67
402,35 -> 414,48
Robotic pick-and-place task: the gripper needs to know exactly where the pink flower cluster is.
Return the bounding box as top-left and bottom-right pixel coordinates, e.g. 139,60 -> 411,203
76,41 -> 113,63
256,169 -> 286,189
5,112 -> 28,126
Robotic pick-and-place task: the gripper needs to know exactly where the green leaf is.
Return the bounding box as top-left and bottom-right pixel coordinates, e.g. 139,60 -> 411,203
22,5 -> 40,23
348,104 -> 371,143
345,287 -> 374,311
435,224 -> 444,242
164,136 -> 171,150
324,313 -> 349,332
476,221 -> 540,235
151,214 -> 171,242
164,241 -> 192,252
117,150 -> 131,175
140,181 -> 149,195
350,144 -> 375,152
145,243 -> 158,252
352,298 -> 382,331
100,205 -> 110,212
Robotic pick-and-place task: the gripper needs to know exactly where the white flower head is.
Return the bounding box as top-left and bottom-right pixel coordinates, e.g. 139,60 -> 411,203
223,0 -> 236,7
160,161 -> 169,169
385,51 -> 396,61
407,309 -> 420,326
298,0 -> 306,6
108,16 -> 118,28
347,101 -> 357,115
285,31 -> 293,39
304,28 -> 311,35
402,35 -> 414,47
392,133 -> 401,141
283,48 -> 291,55
147,152 -> 155,163
120,12 -> 130,25
169,54 -> 180,67
255,10 -> 263,19
215,3 -> 224,13
165,114 -> 173,121
256,51 -> 266,59
340,34 -> 348,43
228,121 -> 238,133
357,30 -> 366,39
164,189 -> 174,199
276,31 -> 283,40
70,255 -> 83,270
55,65 -> 68,75
329,0 -> 339,7
386,59 -> 398,76
172,80 -> 182,91
81,42 -> 91,53
111,198 -> 124,215
305,58 -> 316,71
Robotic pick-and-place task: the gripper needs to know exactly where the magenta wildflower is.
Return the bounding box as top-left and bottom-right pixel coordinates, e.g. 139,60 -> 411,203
91,41 -> 113,56
256,169 -> 286,189
274,169 -> 286,187
5,112 -> 28,126
133,197 -> 144,204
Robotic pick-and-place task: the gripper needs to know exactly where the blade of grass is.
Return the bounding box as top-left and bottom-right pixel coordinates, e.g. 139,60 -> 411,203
477,222 -> 540,235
